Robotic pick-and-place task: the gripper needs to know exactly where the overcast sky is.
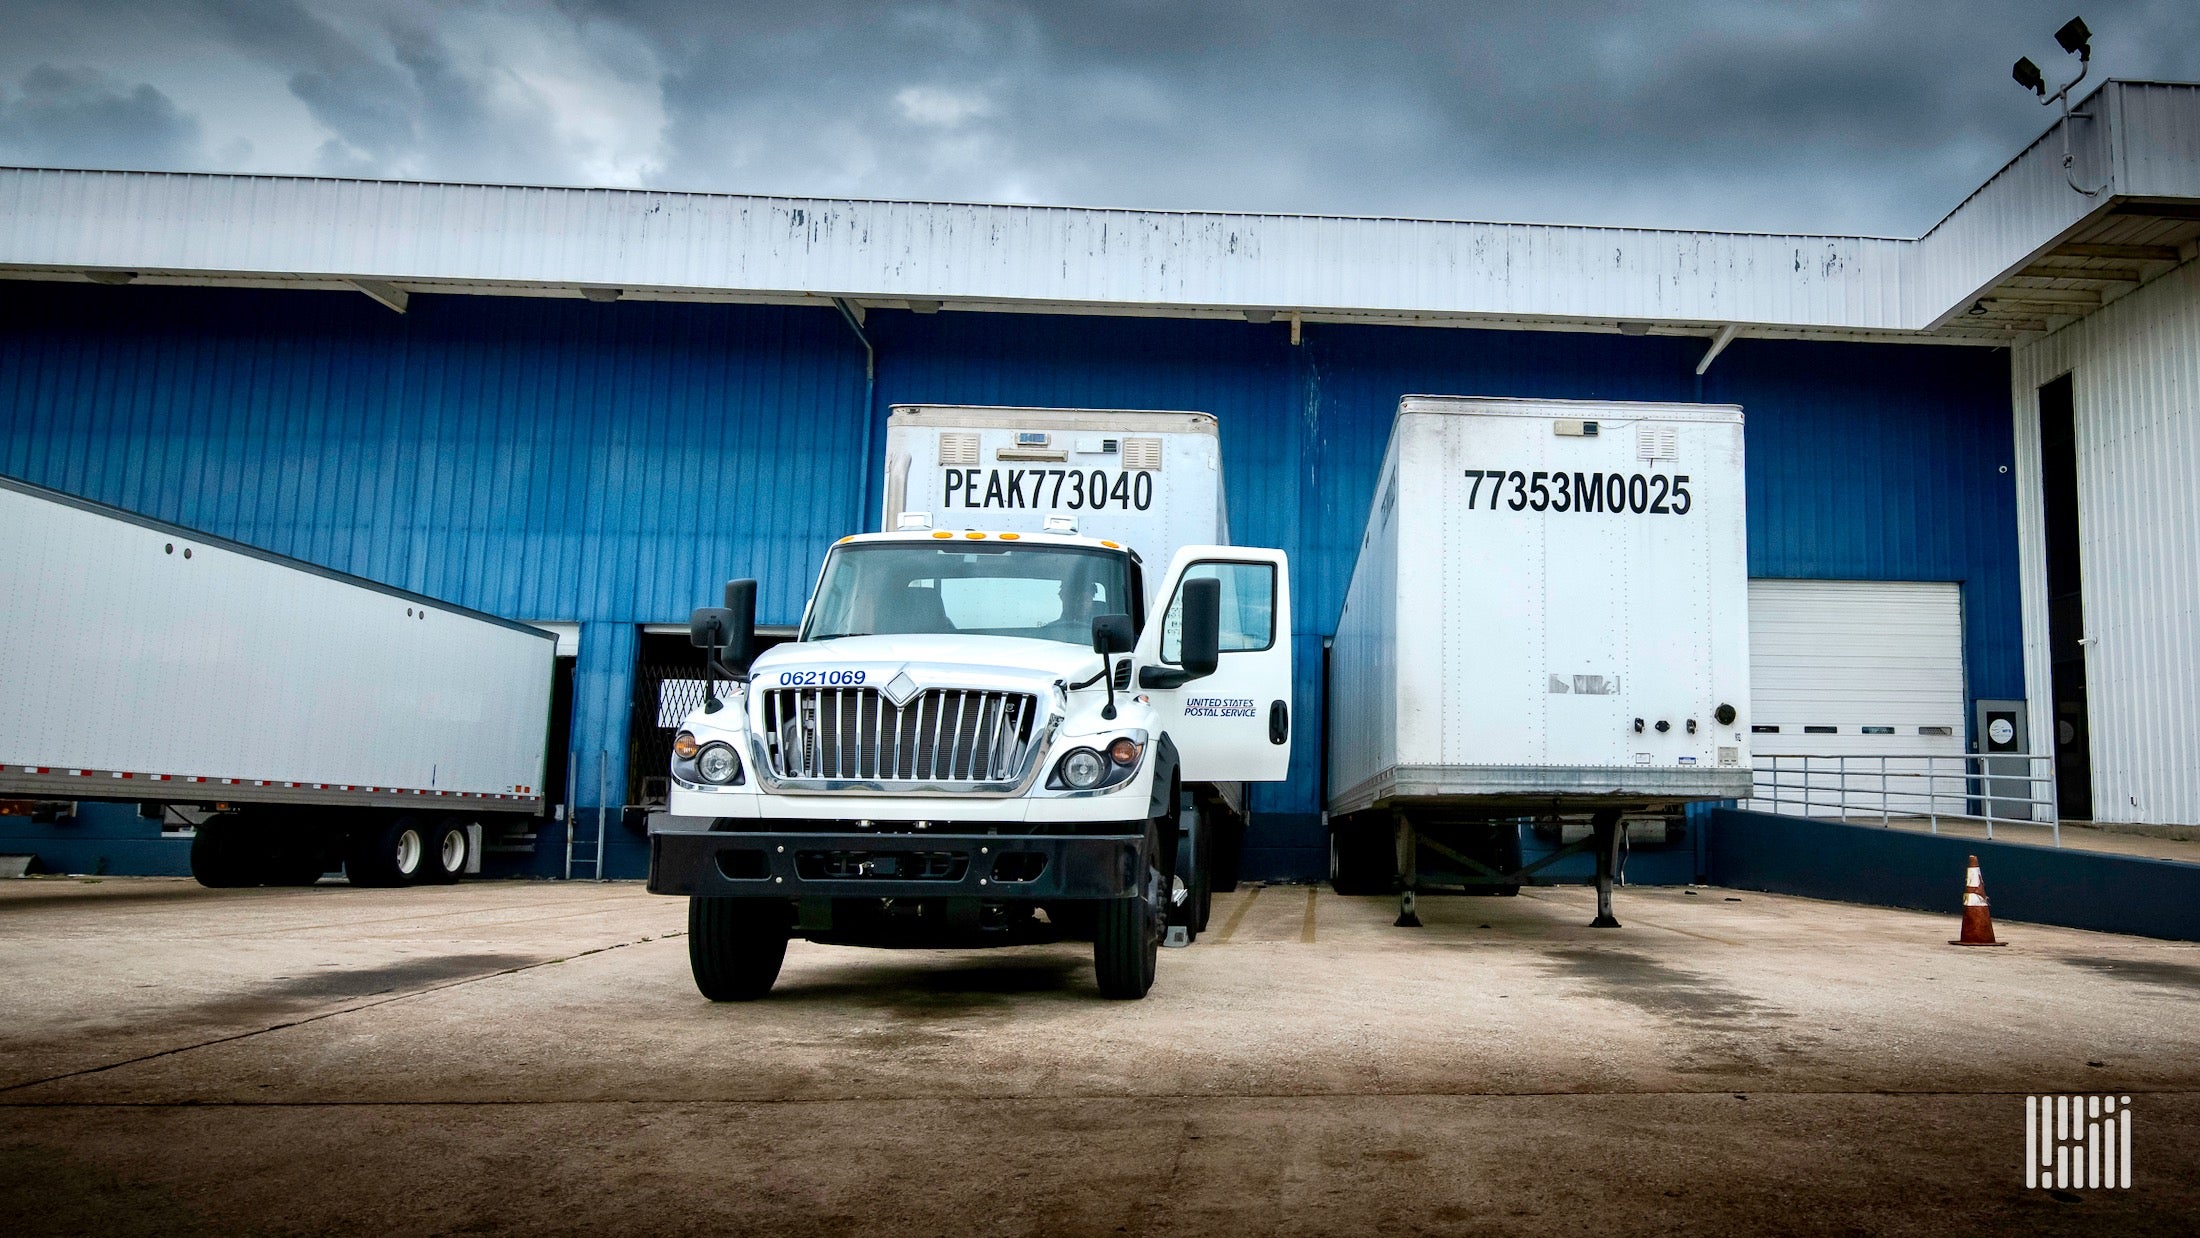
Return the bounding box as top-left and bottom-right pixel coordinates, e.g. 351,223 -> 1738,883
3,1 -> 2197,236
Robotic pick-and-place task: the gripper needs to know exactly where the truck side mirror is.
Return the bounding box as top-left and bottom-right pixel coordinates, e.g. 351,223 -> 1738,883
689,607 -> 732,651
1091,613 -> 1134,655
1178,576 -> 1221,680
720,579 -> 757,666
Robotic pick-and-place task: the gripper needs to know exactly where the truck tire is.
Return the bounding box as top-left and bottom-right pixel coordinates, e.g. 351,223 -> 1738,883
688,897 -> 791,1001
1209,811 -> 1243,894
255,816 -> 330,887
1093,819 -> 1163,1000
189,814 -> 262,888
423,820 -> 469,884
261,847 -> 329,887
1174,802 -> 1213,935
1329,822 -> 1394,896
345,815 -> 430,887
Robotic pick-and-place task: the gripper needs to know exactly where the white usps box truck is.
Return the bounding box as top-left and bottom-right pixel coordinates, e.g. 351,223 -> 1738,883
650,405 -> 1293,1001
1327,395 -> 1750,927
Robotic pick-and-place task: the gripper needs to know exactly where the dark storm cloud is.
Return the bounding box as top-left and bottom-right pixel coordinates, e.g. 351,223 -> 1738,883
201,0 -> 420,166
0,64 -> 208,169
4,0 -> 2199,234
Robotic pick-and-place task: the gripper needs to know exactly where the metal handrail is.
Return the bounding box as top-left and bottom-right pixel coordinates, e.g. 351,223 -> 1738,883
1741,751 -> 2060,845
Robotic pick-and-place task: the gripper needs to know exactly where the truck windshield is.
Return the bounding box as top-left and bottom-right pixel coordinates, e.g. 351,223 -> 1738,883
804,543 -> 1134,646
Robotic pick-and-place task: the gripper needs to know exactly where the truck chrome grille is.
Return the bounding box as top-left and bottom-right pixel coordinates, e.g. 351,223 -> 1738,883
760,687 -> 1042,785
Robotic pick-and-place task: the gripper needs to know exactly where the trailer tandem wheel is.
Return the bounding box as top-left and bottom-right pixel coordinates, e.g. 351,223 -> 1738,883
188,813 -> 261,888
423,820 -> 470,884
345,814 -> 431,887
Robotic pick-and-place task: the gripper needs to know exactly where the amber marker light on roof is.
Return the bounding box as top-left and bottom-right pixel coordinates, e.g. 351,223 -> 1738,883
931,530 -> 953,539
964,531 -> 985,539
999,532 -> 1020,540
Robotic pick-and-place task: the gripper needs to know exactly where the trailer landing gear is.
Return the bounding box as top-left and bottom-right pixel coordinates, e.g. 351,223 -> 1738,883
1368,808 -> 1635,930
1393,811 -> 1423,927
1590,808 -> 1623,929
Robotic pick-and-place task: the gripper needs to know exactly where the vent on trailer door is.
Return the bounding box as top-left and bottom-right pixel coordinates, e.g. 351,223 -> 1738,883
1636,426 -> 1678,461
939,433 -> 980,465
1121,438 -> 1164,471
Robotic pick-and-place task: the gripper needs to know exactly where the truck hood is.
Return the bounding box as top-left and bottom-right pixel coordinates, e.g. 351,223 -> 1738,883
750,634 -> 1102,689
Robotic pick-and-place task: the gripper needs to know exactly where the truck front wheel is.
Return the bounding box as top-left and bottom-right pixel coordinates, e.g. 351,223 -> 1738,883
688,897 -> 791,1001
1093,819 -> 1163,999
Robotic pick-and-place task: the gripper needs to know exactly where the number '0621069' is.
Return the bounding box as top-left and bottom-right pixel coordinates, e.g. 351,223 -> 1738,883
778,669 -> 866,686
1463,468 -> 1692,515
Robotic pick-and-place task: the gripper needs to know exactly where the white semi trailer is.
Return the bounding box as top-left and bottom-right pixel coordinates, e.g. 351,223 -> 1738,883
648,406 -> 1294,1000
1327,396 -> 1750,927
0,475 -> 555,888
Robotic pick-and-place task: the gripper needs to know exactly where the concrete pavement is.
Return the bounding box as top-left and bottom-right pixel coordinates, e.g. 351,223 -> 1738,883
3,876 -> 2195,1234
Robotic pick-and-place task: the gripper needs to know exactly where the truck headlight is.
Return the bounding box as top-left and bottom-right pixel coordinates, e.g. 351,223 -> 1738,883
1047,737 -> 1143,791
1060,748 -> 1106,789
696,743 -> 741,785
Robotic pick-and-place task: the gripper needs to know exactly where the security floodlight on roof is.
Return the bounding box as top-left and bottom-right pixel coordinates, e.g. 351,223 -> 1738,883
2011,14 -> 2105,197
2055,16 -> 2091,58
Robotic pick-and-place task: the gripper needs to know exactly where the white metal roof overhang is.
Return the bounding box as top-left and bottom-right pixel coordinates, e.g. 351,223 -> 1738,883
2,81 -> 2195,349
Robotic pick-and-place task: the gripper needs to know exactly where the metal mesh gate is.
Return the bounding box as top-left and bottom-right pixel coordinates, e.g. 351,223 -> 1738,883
628,629 -> 794,806
630,634 -> 708,806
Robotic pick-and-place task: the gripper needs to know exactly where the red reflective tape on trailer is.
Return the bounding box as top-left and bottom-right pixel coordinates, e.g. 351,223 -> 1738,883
72,769 -> 89,776
116,772 -> 133,779
153,774 -> 170,781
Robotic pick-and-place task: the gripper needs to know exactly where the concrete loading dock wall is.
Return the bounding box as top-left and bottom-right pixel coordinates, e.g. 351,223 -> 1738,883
1707,807 -> 2200,942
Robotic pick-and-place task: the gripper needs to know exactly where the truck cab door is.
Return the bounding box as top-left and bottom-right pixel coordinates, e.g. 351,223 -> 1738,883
1135,546 -> 1294,783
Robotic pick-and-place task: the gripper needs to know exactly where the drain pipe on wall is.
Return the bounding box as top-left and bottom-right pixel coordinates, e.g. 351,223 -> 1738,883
833,297 -> 880,531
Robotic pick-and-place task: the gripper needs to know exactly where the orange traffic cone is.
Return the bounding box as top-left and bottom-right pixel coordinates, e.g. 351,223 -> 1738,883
1950,854 -> 2007,947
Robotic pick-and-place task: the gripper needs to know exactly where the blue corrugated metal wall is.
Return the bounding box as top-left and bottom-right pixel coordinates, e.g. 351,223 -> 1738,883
0,285 -> 2018,881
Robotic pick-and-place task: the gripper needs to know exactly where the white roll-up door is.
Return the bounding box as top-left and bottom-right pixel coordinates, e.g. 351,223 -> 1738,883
1748,580 -> 1966,755
1748,580 -> 1967,817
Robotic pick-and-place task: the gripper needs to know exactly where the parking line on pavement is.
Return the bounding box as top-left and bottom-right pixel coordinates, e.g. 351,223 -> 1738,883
1211,885 -> 1262,943
1301,887 -> 1319,943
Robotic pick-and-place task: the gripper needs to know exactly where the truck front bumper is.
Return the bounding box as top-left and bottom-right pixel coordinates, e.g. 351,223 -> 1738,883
645,815 -> 1149,901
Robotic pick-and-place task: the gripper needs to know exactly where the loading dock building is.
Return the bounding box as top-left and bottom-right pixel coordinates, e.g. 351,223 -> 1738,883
3,80 -> 2196,880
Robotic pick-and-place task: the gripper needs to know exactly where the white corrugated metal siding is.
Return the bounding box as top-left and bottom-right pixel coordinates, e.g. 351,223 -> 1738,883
6,83 -> 2196,334
2011,256 -> 2200,826
0,168 -> 1913,328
